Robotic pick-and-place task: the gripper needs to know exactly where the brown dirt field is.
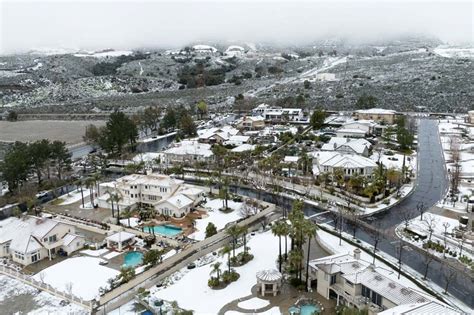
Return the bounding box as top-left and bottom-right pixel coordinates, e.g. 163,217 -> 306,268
0,120 -> 105,144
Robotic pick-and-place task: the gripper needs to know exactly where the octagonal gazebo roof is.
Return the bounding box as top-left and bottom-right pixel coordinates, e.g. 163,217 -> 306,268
256,269 -> 282,283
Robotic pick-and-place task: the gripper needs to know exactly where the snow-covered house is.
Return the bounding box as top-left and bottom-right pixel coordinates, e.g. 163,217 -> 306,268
342,120 -> 377,135
98,173 -> 205,218
155,194 -> 194,218
336,128 -> 368,139
311,151 -> 377,177
192,44 -> 218,54
162,140 -> 214,164
236,116 -> 265,130
224,135 -> 250,146
225,45 -> 245,56
0,216 -> 84,266
198,126 -> 240,144
252,104 -> 305,123
308,249 -> 445,315
322,137 -> 372,157
354,108 -> 397,124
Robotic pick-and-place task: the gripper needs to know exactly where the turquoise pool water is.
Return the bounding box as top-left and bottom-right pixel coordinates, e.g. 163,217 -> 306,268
144,225 -> 182,236
300,304 -> 320,315
288,304 -> 320,315
123,251 -> 143,268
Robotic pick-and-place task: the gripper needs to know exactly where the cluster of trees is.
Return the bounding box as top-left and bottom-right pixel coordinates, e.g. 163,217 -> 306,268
91,53 -> 149,76
272,200 -> 317,290
355,93 -> 378,109
160,106 -> 197,137
84,111 -> 138,157
0,140 -> 71,192
177,63 -> 234,88
310,108 -> 327,130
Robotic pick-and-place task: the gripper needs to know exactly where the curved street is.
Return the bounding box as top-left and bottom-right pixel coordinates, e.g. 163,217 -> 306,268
331,119 -> 472,308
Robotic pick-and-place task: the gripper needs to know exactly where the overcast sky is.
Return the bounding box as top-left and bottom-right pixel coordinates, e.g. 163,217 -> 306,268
1,0 -> 472,54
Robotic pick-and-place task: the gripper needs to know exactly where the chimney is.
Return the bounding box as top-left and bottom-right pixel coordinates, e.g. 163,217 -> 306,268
353,248 -> 361,260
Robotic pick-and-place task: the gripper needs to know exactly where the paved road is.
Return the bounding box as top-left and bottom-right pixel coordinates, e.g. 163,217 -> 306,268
335,119 -> 473,308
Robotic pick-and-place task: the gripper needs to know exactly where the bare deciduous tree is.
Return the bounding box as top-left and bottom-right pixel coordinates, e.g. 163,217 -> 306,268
442,266 -> 458,294
422,214 -> 438,242
422,250 -> 434,280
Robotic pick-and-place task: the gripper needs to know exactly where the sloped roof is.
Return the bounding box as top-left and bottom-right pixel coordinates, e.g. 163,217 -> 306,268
356,108 -> 396,115
378,301 -> 461,315
161,194 -> 193,209
62,233 -> 84,247
313,151 -> 377,168
256,269 -> 282,282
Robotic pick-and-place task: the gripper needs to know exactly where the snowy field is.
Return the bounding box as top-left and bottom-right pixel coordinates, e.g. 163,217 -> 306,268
34,257 -> 119,301
371,152 -> 417,171
150,230 -> 279,314
0,275 -> 88,314
189,198 -> 244,241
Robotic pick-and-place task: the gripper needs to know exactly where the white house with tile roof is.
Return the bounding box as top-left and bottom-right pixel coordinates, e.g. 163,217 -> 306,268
0,216 -> 84,266
308,249 -> 450,315
98,173 -> 205,218
311,151 -> 377,177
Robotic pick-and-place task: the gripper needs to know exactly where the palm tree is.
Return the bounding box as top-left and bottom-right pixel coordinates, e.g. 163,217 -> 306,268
288,249 -> 303,281
110,192 -> 124,225
240,226 -> 248,255
220,245 -> 232,273
92,172 -> 102,196
333,167 -> 345,188
121,207 -> 133,227
106,189 -> 116,218
74,178 -> 85,208
226,225 -> 241,258
271,221 -> 285,272
303,220 -> 317,291
210,262 -> 222,281
85,177 -> 96,207
282,220 -> 290,261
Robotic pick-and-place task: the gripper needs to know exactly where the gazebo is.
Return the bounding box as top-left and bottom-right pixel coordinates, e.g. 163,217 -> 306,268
256,269 -> 282,296
106,231 -> 136,251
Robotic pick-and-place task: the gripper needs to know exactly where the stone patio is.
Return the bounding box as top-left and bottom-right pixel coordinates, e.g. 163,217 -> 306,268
218,282 -> 336,315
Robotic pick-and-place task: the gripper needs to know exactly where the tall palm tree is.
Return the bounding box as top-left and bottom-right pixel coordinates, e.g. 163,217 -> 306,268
92,172 -> 102,196
210,262 -> 222,281
106,189 -> 115,218
282,220 -> 290,261
226,224 -> 241,257
74,178 -> 85,208
303,220 -> 317,291
240,226 -> 248,255
121,207 -> 133,227
220,245 -> 232,273
110,192 -> 124,225
271,221 -> 285,272
85,177 -> 96,206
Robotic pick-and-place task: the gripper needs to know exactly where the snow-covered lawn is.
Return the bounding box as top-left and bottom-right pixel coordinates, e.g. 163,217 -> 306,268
150,230 -> 279,314
34,257 -> 119,301
237,297 -> 270,309
189,199 -> 244,241
371,152 -> 417,171
0,275 -> 88,314
57,188 -> 91,205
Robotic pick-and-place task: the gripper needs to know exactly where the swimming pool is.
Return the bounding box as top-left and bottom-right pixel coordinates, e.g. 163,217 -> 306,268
144,225 -> 182,237
288,303 -> 321,315
123,251 -> 144,268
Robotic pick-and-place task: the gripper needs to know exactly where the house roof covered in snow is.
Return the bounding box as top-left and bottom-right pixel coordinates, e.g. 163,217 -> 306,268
378,301 -> 461,315
0,216 -> 63,254
231,144 -> 256,152
355,108 -> 396,115
62,233 -> 84,247
312,151 -> 377,168
106,231 -> 136,243
116,173 -> 183,188
163,140 -> 213,157
321,137 -> 371,154
162,194 -> 193,209
256,269 -> 282,282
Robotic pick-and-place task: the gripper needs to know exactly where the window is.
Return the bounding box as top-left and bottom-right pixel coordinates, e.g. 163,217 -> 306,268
48,235 -> 57,243
330,274 -> 337,285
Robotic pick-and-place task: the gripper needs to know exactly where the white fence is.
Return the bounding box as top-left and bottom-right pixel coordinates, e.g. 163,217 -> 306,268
0,265 -> 94,311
